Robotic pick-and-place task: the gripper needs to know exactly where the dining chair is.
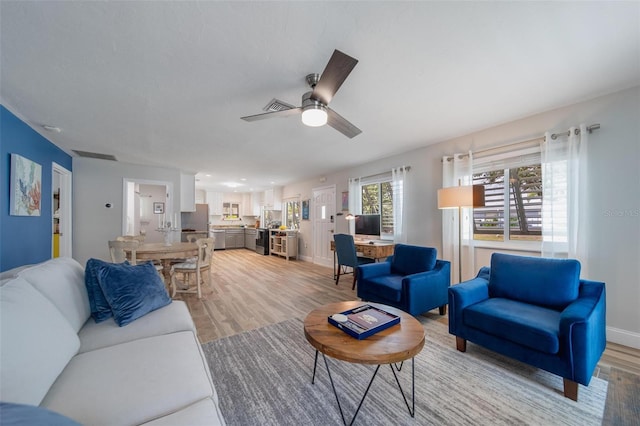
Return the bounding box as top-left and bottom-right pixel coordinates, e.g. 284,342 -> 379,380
333,233 -> 375,290
108,239 -> 139,265
170,237 -> 214,299
109,239 -> 164,277
116,235 -> 146,243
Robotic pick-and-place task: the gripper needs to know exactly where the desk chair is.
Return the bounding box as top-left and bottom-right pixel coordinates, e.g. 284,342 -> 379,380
333,234 -> 375,290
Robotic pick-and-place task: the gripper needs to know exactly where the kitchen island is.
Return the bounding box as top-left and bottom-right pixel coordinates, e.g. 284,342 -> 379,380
269,229 -> 298,260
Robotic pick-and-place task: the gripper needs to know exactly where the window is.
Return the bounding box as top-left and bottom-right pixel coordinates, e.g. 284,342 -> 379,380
360,181 -> 394,236
283,199 -> 300,229
472,149 -> 542,243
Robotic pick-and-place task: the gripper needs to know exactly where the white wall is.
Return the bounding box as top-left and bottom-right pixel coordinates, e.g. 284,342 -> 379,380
73,158 -> 182,266
284,86 -> 640,347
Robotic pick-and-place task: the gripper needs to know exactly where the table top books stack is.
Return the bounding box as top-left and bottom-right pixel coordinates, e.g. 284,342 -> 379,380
328,304 -> 400,339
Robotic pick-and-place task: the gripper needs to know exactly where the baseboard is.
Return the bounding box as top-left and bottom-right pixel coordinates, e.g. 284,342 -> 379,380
607,326 -> 640,349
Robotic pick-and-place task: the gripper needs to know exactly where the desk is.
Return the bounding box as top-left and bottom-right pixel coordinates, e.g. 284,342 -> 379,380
330,240 -> 394,279
330,240 -> 394,260
127,242 -> 198,283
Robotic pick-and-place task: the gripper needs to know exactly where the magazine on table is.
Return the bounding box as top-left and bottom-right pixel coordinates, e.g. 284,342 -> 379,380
328,304 -> 400,339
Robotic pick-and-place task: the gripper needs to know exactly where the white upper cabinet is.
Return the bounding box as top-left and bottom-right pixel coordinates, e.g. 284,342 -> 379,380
241,192 -> 260,216
206,191 -> 223,216
180,173 -> 196,212
264,186 -> 283,210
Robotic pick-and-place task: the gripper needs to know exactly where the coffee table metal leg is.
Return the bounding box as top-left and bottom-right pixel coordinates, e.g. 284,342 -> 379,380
313,353 -> 415,426
389,357 -> 415,417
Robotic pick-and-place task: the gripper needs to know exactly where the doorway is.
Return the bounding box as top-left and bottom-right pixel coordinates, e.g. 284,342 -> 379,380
52,163 -> 72,258
312,185 -> 335,267
122,179 -> 174,244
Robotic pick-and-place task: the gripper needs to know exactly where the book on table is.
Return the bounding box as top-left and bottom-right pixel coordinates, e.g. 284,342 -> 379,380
328,304 -> 400,339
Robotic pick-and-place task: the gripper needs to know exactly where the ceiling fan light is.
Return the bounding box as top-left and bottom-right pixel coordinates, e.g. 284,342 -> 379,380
301,105 -> 328,127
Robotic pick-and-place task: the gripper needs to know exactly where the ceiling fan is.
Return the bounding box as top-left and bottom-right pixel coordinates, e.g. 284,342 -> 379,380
241,49 -> 362,139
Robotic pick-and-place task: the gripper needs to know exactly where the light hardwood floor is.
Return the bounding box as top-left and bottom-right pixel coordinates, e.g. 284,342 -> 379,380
175,248 -> 640,380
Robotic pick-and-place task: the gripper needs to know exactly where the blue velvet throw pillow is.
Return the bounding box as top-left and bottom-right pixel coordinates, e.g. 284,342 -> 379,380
96,261 -> 171,327
85,258 -> 129,323
0,402 -> 81,426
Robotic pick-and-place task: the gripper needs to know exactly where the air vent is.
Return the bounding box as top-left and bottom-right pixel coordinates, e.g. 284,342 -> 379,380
72,150 -> 117,161
263,98 -> 295,112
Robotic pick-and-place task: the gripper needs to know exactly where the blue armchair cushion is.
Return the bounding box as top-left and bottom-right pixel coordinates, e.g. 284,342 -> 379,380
85,258 -> 129,323
464,298 -> 561,354
489,253 -> 580,309
96,261 -> 171,327
362,275 -> 404,302
391,244 -> 436,276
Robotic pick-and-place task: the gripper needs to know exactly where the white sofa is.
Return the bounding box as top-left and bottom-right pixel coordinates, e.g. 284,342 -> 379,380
0,257 -> 226,425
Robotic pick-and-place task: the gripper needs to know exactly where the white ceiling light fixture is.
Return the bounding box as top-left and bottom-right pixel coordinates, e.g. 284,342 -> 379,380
301,103 -> 328,127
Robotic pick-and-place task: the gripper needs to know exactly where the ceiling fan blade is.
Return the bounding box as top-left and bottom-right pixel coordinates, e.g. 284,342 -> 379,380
326,108 -> 362,139
241,107 -> 302,122
311,49 -> 358,106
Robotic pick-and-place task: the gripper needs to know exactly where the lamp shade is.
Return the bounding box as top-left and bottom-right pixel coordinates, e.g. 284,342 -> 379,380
437,185 -> 485,209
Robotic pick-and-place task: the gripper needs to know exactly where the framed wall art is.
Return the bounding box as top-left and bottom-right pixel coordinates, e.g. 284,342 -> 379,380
302,199 -> 310,220
341,191 -> 349,211
10,153 -> 42,216
153,202 -> 165,214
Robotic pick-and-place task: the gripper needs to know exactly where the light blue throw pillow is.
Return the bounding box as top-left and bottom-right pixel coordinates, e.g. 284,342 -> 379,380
96,261 -> 171,327
85,258 -> 129,323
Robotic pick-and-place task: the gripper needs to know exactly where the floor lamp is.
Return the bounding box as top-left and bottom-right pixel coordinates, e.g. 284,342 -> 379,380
437,184 -> 485,283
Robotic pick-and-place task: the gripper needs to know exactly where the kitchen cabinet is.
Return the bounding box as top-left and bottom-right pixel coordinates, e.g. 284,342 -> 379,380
224,229 -> 244,249
264,187 -> 283,210
180,173 -> 196,212
269,229 -> 298,260
206,191 -> 223,216
244,228 -> 257,250
241,193 -> 260,217
223,202 -> 240,220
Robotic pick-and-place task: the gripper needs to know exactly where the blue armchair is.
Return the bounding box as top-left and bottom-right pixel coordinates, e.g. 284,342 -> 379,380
448,253 -> 606,401
356,244 -> 451,316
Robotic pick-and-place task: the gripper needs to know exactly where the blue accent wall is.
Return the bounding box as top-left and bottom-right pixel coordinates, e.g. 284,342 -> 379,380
1,105 -> 72,272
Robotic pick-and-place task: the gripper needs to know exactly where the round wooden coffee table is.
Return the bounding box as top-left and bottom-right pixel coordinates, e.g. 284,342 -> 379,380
304,301 -> 425,425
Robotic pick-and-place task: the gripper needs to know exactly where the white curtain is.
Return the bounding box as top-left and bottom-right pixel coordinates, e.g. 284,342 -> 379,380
348,177 -> 361,235
392,166 -> 408,243
542,124 -> 589,275
441,152 -> 475,282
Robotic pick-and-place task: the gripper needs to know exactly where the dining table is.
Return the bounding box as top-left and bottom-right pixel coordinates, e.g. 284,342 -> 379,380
126,242 -> 199,284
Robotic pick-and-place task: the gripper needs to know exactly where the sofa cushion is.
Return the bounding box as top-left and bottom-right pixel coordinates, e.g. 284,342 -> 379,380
41,332 -> 215,425
489,253 -> 580,309
97,261 -> 171,327
0,402 -> 81,426
140,398 -> 225,426
77,300 -> 196,353
85,258 -> 127,323
0,277 -> 80,405
18,257 -> 90,332
363,275 -> 403,302
464,298 -> 562,354
391,244 -> 436,276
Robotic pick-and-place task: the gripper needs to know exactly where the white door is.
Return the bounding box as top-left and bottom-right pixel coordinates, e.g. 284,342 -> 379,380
312,185 -> 336,267
52,163 -> 72,258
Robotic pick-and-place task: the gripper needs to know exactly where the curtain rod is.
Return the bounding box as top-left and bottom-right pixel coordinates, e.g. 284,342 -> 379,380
443,123 -> 600,162
351,165 -> 411,181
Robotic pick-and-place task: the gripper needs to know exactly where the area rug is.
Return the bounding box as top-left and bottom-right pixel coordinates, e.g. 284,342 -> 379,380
202,318 -> 607,425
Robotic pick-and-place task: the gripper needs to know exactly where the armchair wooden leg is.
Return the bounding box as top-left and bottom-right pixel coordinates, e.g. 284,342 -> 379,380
352,269 -> 358,291
335,265 -> 341,286
439,305 -> 447,315
456,336 -> 467,352
563,378 -> 579,401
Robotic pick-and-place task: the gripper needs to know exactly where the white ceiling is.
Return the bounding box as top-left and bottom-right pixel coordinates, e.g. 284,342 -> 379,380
1,1 -> 638,192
